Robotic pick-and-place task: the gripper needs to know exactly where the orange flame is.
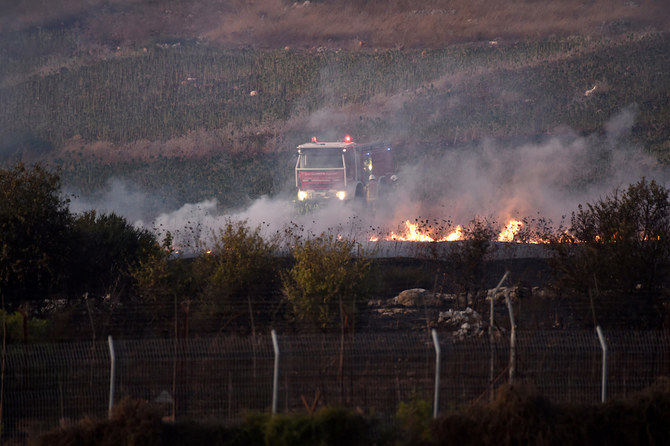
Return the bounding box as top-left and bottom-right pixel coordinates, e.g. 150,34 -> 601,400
387,220 -> 436,242
369,220 -> 464,242
368,218 -> 553,244
498,219 -> 523,242
444,225 -> 463,241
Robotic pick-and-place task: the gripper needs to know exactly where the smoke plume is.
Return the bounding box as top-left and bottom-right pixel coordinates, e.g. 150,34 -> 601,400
69,107 -> 667,250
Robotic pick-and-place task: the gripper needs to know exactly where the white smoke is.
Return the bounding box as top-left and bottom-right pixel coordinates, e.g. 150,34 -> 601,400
68,178 -> 158,223
378,108 -> 666,234
143,194 -> 367,251
69,108 -> 668,249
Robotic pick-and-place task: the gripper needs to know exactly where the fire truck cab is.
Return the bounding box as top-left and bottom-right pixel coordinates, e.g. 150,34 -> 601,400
295,135 -> 393,204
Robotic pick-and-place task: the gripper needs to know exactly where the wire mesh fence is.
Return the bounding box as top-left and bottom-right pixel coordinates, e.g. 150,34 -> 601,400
3,329 -> 670,443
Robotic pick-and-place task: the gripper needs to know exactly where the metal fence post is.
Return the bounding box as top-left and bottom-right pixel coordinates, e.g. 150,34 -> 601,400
271,329 -> 279,415
596,325 -> 607,402
505,292 -> 516,384
490,272 -> 508,400
107,335 -> 116,419
431,329 -> 441,419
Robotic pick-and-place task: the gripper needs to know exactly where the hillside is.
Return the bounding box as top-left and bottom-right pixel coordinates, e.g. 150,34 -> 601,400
3,0 -> 670,49
1,0 -> 670,219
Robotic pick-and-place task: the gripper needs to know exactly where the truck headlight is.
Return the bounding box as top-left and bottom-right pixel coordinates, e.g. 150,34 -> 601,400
298,190 -> 308,201
336,191 -> 346,200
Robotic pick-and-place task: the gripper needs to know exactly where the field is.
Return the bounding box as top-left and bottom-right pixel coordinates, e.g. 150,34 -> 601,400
1,1 -> 670,216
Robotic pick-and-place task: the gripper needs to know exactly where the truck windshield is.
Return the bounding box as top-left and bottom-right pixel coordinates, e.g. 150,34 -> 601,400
299,150 -> 343,168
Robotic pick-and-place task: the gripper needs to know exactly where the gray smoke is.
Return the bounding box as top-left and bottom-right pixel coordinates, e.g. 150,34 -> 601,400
69,107 -> 668,249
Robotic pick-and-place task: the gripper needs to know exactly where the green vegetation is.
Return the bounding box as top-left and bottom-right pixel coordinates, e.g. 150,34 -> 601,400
1,164 -> 669,339
0,163 -> 161,306
35,384 -> 670,446
549,178 -> 670,327
282,232 -> 374,329
0,309 -> 48,343
194,220 -> 281,333
69,210 -> 160,296
0,162 -> 72,304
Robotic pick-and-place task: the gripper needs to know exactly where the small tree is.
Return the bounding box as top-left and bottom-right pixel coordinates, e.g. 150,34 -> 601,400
282,233 -> 373,331
195,219 -> 280,333
440,218 -> 496,311
549,178 -> 670,327
131,233 -> 196,337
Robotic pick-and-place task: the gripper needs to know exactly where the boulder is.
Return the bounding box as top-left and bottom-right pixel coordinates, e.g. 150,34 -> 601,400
487,286 -> 530,303
393,288 -> 454,306
438,307 -> 484,339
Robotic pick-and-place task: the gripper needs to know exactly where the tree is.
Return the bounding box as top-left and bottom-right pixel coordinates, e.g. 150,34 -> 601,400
68,210 -> 160,298
0,163 -> 72,306
440,218 -> 496,312
195,219 -> 280,333
549,178 -> 670,327
131,232 -> 197,337
282,233 -> 373,331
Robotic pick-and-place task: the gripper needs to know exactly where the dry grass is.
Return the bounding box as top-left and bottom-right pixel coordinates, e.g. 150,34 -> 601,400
2,0 -> 670,49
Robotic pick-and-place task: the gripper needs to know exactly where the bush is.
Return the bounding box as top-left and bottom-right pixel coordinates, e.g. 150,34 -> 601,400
35,397 -> 164,446
68,210 -> 160,298
435,218 -> 496,311
0,310 -> 48,344
194,219 -> 280,333
432,383 -> 670,446
282,233 -> 373,330
395,394 -> 433,444
263,408 -> 369,446
549,178 -> 670,327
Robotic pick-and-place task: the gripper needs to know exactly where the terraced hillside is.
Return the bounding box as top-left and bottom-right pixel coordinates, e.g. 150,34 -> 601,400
1,1 -> 670,215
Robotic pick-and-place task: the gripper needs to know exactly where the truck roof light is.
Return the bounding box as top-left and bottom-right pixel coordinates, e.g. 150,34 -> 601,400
344,135 -> 352,143
312,136 -> 317,142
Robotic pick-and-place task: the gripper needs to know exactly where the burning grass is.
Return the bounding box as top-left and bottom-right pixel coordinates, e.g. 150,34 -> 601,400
369,217 -> 552,244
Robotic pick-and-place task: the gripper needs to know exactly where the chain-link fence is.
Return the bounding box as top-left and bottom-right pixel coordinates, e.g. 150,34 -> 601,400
3,330 -> 670,443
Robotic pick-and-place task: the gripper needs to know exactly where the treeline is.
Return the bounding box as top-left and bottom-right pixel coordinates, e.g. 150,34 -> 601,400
0,163 -> 378,341
1,164 -> 669,343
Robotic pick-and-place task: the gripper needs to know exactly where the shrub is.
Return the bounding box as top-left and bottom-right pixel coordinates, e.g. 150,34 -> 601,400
549,178 -> 670,327
0,310 -> 49,344
282,233 -> 373,330
194,219 -> 280,333
263,408 -> 369,446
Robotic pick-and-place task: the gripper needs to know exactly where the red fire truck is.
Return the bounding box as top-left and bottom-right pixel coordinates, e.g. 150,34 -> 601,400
295,135 -> 394,204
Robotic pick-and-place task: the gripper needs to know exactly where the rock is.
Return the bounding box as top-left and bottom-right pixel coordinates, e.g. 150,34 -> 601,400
393,288 -> 454,307
394,288 -> 427,306
438,307 -> 484,339
487,286 -> 529,303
